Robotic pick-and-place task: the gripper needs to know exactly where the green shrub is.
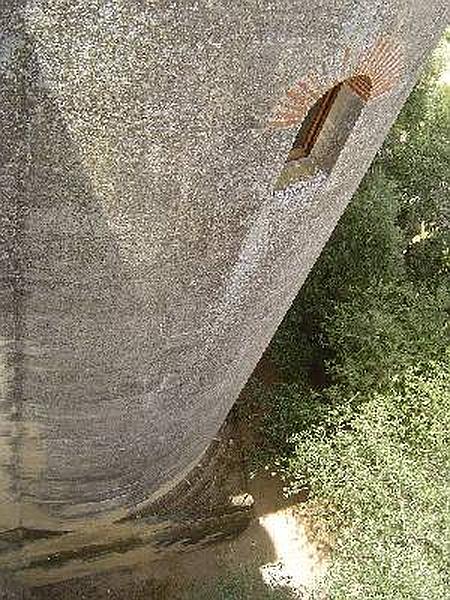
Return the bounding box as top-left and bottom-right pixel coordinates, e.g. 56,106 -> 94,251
256,32 -> 450,600
291,365 -> 450,600
324,281 -> 449,394
270,169 -> 404,385
378,40 -> 450,286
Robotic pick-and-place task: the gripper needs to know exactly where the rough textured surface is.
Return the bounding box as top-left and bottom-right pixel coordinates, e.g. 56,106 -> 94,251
0,418 -> 253,588
0,0 -> 448,531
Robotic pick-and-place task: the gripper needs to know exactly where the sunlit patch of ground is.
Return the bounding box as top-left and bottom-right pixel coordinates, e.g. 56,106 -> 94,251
259,504 -> 326,597
248,473 -> 326,598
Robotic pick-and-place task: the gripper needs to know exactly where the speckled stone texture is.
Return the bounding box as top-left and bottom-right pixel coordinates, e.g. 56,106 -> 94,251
0,0 -> 448,531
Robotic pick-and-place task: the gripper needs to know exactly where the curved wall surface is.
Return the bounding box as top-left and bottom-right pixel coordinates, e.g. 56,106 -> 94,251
0,0 -> 448,530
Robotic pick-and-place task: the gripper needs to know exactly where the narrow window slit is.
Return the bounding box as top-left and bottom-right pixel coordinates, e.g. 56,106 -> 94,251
275,75 -> 371,190
287,83 -> 343,162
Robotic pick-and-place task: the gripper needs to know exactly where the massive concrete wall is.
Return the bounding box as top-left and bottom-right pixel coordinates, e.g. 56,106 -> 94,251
0,0 -> 447,531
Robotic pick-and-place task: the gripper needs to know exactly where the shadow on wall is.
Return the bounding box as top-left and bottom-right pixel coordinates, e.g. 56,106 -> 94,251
2,43 -> 204,530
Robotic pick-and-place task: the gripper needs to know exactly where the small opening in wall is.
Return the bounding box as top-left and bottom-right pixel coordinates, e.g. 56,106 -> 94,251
287,84 -> 342,162
275,75 -> 371,190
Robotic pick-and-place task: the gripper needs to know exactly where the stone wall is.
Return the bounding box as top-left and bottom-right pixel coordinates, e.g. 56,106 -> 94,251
0,0 -> 447,532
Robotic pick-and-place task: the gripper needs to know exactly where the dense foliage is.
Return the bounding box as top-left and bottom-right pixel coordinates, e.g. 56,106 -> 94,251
261,34 -> 450,599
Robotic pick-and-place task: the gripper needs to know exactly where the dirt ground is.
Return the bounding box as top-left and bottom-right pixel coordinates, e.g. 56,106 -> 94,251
158,471 -> 326,597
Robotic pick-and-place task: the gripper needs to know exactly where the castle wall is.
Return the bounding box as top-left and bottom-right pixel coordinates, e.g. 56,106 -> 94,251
0,0 -> 447,530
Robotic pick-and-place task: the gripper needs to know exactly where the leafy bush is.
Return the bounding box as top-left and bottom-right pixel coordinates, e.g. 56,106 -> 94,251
325,281 -> 449,394
257,33 -> 450,599
378,37 -> 450,286
270,167 -> 405,386
291,365 -> 450,600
